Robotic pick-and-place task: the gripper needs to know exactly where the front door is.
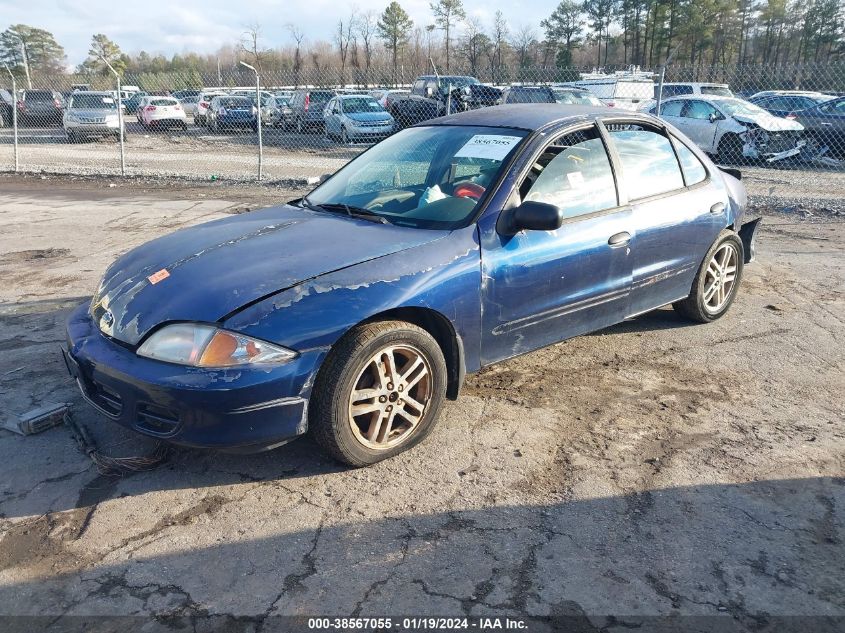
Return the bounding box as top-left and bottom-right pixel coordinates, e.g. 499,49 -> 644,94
679,99 -> 720,152
479,124 -> 633,365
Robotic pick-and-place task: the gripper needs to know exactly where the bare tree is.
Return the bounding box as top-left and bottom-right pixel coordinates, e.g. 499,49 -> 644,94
490,10 -> 510,82
512,24 -> 538,68
357,10 -> 378,72
240,23 -> 269,73
335,9 -> 358,86
286,24 -> 305,86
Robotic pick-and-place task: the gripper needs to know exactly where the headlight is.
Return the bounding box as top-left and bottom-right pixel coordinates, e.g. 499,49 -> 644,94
137,323 -> 296,367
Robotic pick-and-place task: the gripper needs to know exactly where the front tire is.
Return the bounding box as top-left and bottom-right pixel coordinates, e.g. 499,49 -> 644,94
674,231 -> 744,323
310,321 -> 447,466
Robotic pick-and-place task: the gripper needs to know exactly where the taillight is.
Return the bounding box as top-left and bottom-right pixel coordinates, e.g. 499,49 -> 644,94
200,101 -> 209,108
175,104 -> 182,110
785,113 -> 797,120
16,100 -> 24,110
304,94 -> 310,111
606,101 -> 616,107
145,105 -> 156,111
54,98 -> 61,108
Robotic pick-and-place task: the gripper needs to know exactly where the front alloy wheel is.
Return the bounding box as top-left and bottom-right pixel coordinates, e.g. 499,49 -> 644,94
311,321 -> 447,466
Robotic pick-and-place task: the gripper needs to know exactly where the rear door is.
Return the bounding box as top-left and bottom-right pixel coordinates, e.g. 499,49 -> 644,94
603,120 -> 726,315
479,124 -> 633,363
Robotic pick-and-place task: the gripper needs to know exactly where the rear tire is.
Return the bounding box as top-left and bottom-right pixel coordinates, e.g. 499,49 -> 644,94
673,231 -> 744,323
310,320 -> 447,467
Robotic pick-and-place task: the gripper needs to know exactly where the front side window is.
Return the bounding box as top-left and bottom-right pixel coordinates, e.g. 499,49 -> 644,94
519,126 -> 617,219
306,125 -> 528,230
684,100 -> 718,120
608,124 -> 684,199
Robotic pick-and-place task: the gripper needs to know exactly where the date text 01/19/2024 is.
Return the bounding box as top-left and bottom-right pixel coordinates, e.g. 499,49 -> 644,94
307,617 -> 529,630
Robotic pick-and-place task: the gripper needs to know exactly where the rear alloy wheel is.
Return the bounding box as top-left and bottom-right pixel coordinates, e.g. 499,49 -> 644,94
311,321 -> 447,466
674,231 -> 744,323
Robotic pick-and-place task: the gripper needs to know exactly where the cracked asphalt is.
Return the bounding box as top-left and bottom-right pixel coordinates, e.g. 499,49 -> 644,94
0,172 -> 843,632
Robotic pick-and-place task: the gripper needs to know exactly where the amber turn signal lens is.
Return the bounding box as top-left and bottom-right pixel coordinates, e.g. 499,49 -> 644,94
199,331 -> 238,366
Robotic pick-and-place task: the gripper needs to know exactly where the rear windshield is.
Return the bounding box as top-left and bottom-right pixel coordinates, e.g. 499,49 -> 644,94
219,97 -> 252,108
553,89 -> 602,106
309,91 -> 334,102
150,98 -> 178,106
71,94 -> 117,109
701,86 -> 733,97
508,88 -> 554,103
26,91 -> 54,102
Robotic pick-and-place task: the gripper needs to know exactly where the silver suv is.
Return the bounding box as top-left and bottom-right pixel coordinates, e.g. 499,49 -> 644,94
63,91 -> 124,142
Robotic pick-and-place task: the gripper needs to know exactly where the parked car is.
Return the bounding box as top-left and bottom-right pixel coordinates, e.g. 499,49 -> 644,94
274,90 -> 294,100
206,95 -> 257,133
324,94 -> 395,143
657,83 -> 733,99
501,86 -> 557,104
793,96 -> 845,158
63,91 -> 124,142
137,96 -> 188,131
17,89 -> 64,125
289,89 -> 336,133
551,87 -> 604,106
266,96 -> 293,128
0,88 -> 13,127
178,95 -> 201,116
648,95 -> 805,163
748,91 -> 834,119
122,91 -> 149,114
461,84 -> 502,109
567,69 -> 654,110
389,75 -> 480,128
65,104 -> 757,466
195,91 -> 229,126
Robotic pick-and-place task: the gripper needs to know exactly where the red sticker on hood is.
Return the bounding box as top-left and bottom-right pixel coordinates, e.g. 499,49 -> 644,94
147,269 -> 170,285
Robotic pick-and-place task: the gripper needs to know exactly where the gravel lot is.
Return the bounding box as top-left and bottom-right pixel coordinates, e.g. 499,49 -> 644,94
0,173 -> 842,631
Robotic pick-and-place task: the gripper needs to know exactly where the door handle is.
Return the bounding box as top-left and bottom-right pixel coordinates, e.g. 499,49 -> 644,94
710,202 -> 726,214
608,231 -> 631,247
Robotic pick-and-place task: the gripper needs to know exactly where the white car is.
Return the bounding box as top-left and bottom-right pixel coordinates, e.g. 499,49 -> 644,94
136,96 -> 187,131
639,82 -> 734,112
179,95 -> 200,116
195,91 -> 229,126
649,95 -> 805,163
63,91 -> 124,142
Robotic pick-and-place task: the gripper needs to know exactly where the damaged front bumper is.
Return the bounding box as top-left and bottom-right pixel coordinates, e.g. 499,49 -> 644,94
741,129 -> 806,163
63,303 -> 323,452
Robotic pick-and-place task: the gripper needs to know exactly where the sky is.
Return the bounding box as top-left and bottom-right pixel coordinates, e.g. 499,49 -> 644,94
1,0 -> 561,68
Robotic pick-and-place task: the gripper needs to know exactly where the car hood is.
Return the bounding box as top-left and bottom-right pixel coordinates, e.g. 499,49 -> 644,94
347,111 -> 393,122
732,113 -> 804,132
92,205 -> 448,345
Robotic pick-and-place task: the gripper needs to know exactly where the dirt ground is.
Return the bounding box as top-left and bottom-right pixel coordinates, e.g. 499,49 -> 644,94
0,173 -> 842,632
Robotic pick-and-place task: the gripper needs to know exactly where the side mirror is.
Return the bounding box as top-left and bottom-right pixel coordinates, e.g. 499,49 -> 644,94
709,112 -> 720,122
503,201 -> 564,234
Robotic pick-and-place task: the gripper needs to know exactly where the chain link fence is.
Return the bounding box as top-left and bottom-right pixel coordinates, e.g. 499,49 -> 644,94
0,63 -> 843,184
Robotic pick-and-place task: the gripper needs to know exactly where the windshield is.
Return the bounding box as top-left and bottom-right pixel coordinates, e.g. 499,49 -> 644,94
305,125 -> 528,230
718,99 -> 768,117
342,97 -> 384,113
509,88 -> 554,103
71,94 -> 117,109
700,86 -> 733,97
219,98 -> 252,108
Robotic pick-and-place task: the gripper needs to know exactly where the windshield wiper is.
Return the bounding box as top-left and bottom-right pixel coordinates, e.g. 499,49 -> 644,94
306,201 -> 391,224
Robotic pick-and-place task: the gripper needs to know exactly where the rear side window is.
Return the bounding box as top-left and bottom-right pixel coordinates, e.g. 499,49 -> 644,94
608,125 -> 684,199
659,101 -> 684,117
672,137 -> 707,185
519,125 -> 617,219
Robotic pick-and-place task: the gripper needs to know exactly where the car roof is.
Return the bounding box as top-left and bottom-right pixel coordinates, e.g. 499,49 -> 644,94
424,103 -> 621,131
337,94 -> 375,99
660,94 -> 737,102
71,91 -> 112,96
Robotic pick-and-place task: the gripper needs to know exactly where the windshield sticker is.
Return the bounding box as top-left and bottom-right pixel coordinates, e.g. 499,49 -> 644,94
567,171 -> 585,188
454,135 -> 522,161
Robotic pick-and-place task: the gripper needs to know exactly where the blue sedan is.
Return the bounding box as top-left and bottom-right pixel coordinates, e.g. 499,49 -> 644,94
65,104 -> 759,466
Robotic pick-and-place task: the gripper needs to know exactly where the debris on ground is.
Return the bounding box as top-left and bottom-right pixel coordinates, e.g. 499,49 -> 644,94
1,403 -> 70,436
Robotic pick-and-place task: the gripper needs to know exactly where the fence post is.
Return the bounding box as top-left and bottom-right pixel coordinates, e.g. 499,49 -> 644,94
3,66 -> 18,172
99,56 -> 126,176
240,61 -> 263,182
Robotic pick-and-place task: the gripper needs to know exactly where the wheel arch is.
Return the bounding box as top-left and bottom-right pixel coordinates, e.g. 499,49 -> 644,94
361,306 -> 465,401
